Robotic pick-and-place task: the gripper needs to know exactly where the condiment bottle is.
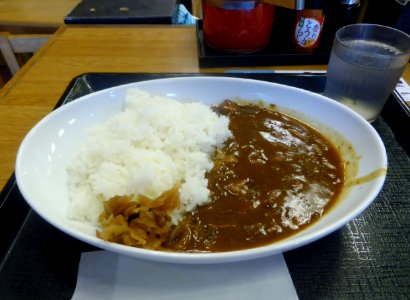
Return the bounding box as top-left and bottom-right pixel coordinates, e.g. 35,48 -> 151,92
293,0 -> 326,52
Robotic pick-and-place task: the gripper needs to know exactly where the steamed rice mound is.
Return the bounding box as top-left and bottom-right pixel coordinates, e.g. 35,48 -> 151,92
67,88 -> 231,224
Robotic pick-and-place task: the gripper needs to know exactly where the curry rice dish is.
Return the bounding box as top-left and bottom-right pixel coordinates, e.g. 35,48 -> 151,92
68,90 -> 344,253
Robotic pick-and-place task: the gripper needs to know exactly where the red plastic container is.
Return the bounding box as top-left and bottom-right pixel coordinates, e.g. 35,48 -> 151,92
202,0 -> 276,53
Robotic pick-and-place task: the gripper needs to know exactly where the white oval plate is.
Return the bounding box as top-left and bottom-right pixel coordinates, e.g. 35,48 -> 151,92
15,77 -> 387,264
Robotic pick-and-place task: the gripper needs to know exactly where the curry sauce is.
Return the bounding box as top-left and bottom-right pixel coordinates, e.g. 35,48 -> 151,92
165,100 -> 344,252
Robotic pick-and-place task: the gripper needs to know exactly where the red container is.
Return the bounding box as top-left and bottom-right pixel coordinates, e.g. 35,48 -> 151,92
202,0 -> 276,53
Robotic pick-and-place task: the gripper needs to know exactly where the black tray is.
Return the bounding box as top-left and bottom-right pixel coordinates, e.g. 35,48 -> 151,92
196,20 -> 331,67
1,73 -> 409,299
64,0 -> 176,25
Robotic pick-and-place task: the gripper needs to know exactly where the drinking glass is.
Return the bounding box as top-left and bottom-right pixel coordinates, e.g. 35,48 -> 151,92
324,23 -> 410,122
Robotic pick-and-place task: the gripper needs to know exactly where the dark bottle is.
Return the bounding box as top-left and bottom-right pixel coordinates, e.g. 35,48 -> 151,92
293,0 -> 326,52
320,0 -> 362,50
361,0 -> 405,28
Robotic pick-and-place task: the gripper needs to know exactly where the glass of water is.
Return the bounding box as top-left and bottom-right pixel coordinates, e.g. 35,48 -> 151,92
324,23 -> 410,122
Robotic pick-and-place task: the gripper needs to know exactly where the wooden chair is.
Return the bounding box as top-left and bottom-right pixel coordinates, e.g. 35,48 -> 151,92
0,32 -> 51,76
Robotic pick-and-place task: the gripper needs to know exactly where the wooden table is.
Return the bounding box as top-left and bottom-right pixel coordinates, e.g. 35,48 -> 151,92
0,25 -> 409,191
0,0 -> 79,32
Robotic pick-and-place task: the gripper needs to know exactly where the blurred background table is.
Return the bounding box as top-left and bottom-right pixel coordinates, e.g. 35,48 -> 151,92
0,0 -> 80,84
0,0 -> 80,33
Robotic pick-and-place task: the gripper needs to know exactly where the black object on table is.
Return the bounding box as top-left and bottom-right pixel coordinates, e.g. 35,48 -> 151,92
196,20 -> 332,68
0,72 -> 409,299
64,0 -> 177,24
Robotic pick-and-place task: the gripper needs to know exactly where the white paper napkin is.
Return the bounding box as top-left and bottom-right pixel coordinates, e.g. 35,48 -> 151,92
395,77 -> 410,103
72,251 -> 298,300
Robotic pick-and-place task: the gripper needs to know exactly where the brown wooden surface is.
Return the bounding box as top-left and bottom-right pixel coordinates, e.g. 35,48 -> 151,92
0,25 -> 409,191
262,0 -> 298,10
0,0 -> 79,27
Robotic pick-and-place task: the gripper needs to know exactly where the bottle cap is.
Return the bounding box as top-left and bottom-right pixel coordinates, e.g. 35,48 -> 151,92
339,0 -> 360,5
205,0 -> 256,10
296,0 -> 305,10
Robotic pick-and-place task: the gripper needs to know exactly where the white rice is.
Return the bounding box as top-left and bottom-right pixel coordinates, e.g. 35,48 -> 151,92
66,88 -> 231,225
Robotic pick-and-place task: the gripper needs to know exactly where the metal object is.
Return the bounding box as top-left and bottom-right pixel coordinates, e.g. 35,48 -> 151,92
295,0 -> 304,10
340,0 -> 360,4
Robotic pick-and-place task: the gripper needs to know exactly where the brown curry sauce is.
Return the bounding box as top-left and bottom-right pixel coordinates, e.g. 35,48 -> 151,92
164,100 -> 344,252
